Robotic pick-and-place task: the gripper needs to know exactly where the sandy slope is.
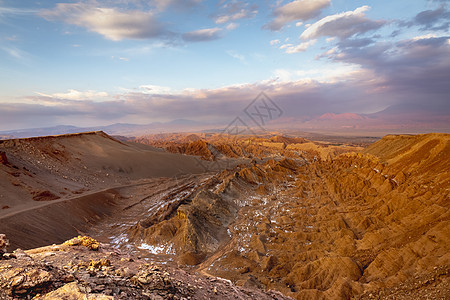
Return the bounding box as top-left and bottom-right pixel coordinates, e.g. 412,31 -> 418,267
0,131 -> 222,217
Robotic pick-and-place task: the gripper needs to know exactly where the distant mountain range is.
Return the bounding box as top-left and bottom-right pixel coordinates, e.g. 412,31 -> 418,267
267,103 -> 450,134
1,104 -> 448,139
0,119 -> 208,139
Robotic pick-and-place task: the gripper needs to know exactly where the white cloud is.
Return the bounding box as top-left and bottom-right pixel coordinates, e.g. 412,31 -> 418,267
226,22 -> 239,30
279,44 -> 293,49
410,33 -> 438,41
295,21 -> 303,27
273,64 -> 361,83
122,42 -> 168,55
37,89 -> 109,101
139,85 -> 173,95
182,27 -> 223,42
300,6 -> 385,40
270,39 -> 281,45
40,3 -> 166,41
273,69 -> 293,82
265,0 -> 331,31
280,39 -> 316,53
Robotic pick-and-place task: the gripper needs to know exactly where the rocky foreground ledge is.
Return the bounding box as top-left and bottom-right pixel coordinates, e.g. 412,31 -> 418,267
0,235 -> 290,300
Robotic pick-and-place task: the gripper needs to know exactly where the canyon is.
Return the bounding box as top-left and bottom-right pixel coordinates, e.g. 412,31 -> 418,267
0,131 -> 448,299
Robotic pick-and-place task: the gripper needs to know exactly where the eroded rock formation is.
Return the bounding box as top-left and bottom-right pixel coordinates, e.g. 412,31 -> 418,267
123,133 -> 449,299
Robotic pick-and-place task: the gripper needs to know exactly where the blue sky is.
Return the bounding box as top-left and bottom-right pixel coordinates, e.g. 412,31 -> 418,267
0,0 -> 449,130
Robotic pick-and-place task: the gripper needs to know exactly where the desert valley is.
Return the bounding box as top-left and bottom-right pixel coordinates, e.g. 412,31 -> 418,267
0,131 -> 448,299
1,0 -> 449,299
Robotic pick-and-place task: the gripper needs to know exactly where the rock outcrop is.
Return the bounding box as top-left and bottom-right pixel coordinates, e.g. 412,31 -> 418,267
0,237 -> 291,300
0,234 -> 8,256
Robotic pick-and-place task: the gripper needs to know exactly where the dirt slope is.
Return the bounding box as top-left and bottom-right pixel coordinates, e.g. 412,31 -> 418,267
0,131 -> 221,218
364,132 -> 450,175
0,132 -> 236,250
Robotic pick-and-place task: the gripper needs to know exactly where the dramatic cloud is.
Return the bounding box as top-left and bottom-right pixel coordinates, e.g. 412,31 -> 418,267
182,28 -> 222,42
300,6 -> 385,40
1,1 -> 449,133
214,1 -> 257,24
1,50 -> 449,131
40,3 -> 167,41
320,35 -> 450,111
265,0 -> 330,31
4,37 -> 448,131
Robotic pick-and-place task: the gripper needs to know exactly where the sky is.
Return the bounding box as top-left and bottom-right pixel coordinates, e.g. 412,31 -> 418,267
0,0 -> 449,131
